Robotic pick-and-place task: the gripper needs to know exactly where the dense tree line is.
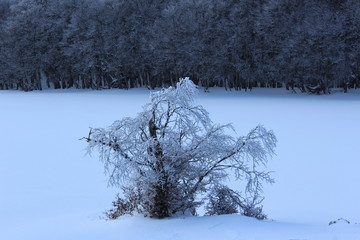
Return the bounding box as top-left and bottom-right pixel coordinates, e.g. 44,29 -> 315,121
0,0 -> 360,92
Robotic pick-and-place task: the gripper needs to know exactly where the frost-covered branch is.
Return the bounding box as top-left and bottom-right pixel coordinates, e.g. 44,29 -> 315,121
84,78 -> 277,218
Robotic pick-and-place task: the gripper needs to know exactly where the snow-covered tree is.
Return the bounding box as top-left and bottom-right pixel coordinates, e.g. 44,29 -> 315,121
205,184 -> 267,220
0,0 -> 11,89
205,185 -> 239,216
86,79 -> 276,219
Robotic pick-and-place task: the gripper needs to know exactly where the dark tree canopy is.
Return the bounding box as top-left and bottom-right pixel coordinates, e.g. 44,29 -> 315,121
1,0 -> 360,92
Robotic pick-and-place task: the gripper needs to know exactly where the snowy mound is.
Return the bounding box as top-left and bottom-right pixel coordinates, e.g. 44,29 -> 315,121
1,88 -> 360,239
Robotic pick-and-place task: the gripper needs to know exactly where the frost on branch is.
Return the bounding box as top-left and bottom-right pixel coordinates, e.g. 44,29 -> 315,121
205,185 -> 267,220
84,77 -> 277,219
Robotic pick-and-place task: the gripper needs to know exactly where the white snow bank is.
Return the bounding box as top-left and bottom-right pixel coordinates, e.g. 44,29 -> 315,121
1,88 -> 360,239
3,213 -> 360,240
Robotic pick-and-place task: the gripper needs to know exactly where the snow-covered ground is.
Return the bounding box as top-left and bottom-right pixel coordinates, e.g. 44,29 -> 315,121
1,88 -> 359,239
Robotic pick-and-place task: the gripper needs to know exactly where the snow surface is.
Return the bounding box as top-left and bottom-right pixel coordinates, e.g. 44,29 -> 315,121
1,88 -> 360,239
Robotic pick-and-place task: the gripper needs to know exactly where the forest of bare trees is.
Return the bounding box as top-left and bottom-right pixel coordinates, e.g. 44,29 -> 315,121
0,0 -> 359,92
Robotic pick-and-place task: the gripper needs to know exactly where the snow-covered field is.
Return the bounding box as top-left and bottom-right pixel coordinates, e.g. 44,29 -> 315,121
1,88 -> 360,239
